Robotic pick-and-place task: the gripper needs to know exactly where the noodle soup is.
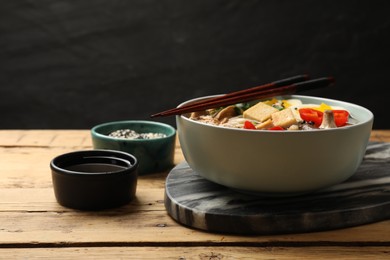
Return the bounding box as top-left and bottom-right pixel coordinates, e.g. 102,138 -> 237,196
188,97 -> 355,131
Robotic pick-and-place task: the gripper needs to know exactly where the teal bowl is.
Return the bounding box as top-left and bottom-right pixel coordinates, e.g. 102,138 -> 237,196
91,120 -> 176,175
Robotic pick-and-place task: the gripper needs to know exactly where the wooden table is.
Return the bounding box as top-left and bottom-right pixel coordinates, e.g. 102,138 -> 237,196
0,130 -> 389,259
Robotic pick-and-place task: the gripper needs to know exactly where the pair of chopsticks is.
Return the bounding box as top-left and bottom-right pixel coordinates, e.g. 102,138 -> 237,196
151,75 -> 334,118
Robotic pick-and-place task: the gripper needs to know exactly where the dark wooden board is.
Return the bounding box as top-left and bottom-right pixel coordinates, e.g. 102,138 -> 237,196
165,142 -> 390,235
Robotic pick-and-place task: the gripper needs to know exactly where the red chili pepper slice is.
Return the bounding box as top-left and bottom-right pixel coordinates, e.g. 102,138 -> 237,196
244,120 -> 256,130
332,110 -> 349,127
298,108 -> 323,127
269,126 -> 285,130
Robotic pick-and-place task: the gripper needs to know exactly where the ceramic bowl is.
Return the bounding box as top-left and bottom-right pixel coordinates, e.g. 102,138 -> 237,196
91,120 -> 176,175
176,94 -> 374,195
50,149 -> 138,210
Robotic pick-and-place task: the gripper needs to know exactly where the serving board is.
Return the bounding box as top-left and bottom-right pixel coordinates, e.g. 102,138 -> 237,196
164,142 -> 390,235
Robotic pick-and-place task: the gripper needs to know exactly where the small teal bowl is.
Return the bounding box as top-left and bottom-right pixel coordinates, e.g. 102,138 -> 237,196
91,120 -> 176,175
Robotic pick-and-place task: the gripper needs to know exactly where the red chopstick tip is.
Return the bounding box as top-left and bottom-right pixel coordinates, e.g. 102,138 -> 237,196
328,76 -> 335,83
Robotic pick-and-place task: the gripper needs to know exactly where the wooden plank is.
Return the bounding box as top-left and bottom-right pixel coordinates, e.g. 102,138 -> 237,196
0,211 -> 387,245
1,246 -> 389,259
370,130 -> 390,142
1,130 -> 389,145
0,188 -> 165,212
0,146 -> 170,189
0,189 -> 389,244
0,129 -> 383,188
0,144 -> 183,189
0,130 -> 92,147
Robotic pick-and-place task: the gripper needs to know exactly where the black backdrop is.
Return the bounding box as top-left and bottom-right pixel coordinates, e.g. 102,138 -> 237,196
1,0 -> 389,129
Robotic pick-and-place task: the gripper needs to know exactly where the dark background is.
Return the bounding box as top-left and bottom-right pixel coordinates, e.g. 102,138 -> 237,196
1,0 -> 388,129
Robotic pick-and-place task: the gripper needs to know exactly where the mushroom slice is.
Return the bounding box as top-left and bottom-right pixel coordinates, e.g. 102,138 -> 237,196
319,110 -> 337,129
214,105 -> 237,121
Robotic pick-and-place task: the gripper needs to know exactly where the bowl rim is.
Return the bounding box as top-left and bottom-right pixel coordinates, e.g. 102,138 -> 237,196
177,94 -> 374,133
50,149 -> 138,177
91,120 -> 176,142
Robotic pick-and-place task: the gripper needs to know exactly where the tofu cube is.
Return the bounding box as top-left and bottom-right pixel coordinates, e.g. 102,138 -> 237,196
271,108 -> 297,128
243,102 -> 279,122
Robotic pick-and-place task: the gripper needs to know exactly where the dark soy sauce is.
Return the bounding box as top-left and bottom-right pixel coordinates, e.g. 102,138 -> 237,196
65,163 -> 127,173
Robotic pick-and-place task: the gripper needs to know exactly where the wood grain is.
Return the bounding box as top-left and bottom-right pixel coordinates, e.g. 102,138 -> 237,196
1,247 -> 389,259
0,130 -> 388,258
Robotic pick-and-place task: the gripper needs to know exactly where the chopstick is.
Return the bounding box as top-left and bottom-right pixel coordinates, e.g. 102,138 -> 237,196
151,75 -> 334,118
151,74 -> 308,118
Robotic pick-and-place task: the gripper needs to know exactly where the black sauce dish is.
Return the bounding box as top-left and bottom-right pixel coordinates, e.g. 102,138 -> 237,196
50,149 -> 138,210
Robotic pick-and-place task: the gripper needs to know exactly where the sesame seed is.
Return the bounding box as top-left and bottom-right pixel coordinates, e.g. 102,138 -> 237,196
108,129 -> 167,140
